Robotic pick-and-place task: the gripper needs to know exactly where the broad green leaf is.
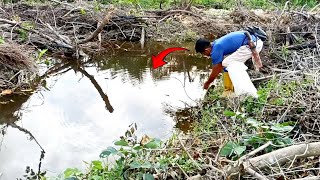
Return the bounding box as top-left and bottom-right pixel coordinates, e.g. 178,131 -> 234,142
281,121 -> 295,126
37,49 -> 48,60
130,161 -> 142,168
133,145 -> 143,151
64,168 -> 81,178
0,37 -> 4,44
265,145 -> 273,153
220,141 -> 236,157
243,135 -> 264,145
275,140 -> 286,146
119,148 -> 129,156
143,173 -> 155,180
281,137 -> 293,145
223,110 -> 236,117
144,138 -> 161,149
91,175 -> 103,180
271,124 -> 293,132
65,177 -> 79,180
234,146 -> 246,156
92,160 -> 103,170
114,139 -> 129,146
100,146 -> 117,158
140,162 -> 152,168
246,118 -> 260,128
264,132 -> 279,139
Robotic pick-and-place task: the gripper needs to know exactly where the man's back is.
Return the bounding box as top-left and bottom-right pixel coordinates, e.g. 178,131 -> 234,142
211,31 -> 257,64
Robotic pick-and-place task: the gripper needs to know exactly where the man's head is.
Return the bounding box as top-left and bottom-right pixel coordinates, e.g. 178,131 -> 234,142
195,38 -> 211,56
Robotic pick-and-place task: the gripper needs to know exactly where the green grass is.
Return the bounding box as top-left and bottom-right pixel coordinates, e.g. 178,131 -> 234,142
3,0 -> 318,11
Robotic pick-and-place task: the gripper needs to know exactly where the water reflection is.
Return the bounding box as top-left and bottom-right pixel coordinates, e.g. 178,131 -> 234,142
44,61 -> 114,113
0,42 -> 210,179
0,95 -> 46,179
0,95 -> 30,124
76,67 -> 114,113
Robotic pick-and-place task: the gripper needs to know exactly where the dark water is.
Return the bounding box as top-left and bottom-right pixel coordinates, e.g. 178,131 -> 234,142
0,42 -> 210,179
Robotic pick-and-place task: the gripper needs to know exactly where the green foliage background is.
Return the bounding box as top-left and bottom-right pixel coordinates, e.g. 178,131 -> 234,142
3,0 -> 319,9
103,0 -> 318,9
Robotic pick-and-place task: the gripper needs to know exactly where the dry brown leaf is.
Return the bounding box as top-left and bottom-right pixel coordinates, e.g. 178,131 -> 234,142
1,89 -> 13,95
140,135 -> 151,146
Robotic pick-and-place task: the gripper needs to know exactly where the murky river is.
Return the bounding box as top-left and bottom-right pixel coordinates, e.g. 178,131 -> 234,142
0,42 -> 210,179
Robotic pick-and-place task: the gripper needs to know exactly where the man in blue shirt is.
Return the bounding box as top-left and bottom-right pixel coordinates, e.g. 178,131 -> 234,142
195,31 -> 263,90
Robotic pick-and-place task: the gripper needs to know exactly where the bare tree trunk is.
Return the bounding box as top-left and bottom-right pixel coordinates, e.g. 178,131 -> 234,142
226,142 -> 320,177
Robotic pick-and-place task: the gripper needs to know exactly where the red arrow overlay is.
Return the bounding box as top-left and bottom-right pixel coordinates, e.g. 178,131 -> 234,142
152,47 -> 189,69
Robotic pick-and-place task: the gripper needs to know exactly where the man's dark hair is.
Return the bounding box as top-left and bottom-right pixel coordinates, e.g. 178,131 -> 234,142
195,38 -> 211,53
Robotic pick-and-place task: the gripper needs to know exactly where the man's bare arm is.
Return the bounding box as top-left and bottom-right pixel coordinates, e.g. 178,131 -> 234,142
204,63 -> 223,89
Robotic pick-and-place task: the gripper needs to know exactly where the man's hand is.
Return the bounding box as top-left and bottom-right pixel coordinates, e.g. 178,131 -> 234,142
204,63 -> 223,90
203,81 -> 210,90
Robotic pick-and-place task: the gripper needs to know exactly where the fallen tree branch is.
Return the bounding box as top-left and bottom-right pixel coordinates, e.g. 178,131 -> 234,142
238,141 -> 272,162
226,142 -> 320,177
246,167 -> 269,180
45,23 -> 71,45
293,176 -> 320,180
78,10 -> 114,44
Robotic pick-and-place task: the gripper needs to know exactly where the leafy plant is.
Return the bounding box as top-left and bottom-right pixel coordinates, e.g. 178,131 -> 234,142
17,29 -> 28,41
94,0 -> 102,12
219,107 -> 294,160
0,36 -> 4,44
243,119 -> 294,152
37,49 -> 48,61
64,168 -> 82,179
21,22 -> 35,30
220,141 -> 246,159
80,8 -> 86,15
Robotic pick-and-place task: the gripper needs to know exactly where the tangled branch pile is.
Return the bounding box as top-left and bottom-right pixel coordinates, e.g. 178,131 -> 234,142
0,1 -> 211,56
0,43 -> 37,93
